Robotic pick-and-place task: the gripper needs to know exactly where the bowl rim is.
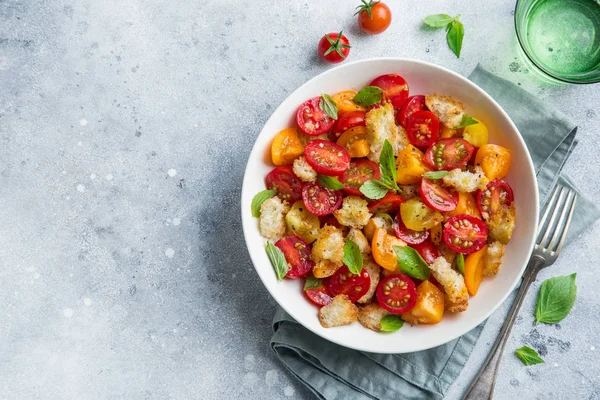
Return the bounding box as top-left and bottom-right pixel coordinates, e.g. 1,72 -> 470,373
241,57 -> 539,353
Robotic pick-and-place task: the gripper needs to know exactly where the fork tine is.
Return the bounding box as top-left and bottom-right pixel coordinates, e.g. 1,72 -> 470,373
539,186 -> 566,247
552,192 -> 578,254
538,185 -> 560,236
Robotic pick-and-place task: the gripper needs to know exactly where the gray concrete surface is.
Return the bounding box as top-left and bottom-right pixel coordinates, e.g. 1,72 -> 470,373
1,0 -> 599,399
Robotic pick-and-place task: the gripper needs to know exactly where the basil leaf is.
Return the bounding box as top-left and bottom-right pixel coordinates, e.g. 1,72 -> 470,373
266,241 -> 289,281
515,346 -> 545,366
423,14 -> 455,28
535,273 -> 577,324
380,315 -> 404,332
251,189 -> 276,218
379,139 -> 397,183
318,174 -> 345,190
353,86 -> 384,107
343,240 -> 363,275
320,94 -> 338,120
446,20 -> 464,58
304,276 -> 323,291
360,180 -> 389,200
423,171 -> 449,180
393,245 -> 431,280
458,115 -> 478,128
455,253 -> 465,275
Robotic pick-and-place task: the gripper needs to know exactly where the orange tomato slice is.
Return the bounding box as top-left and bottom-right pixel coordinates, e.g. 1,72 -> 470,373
447,192 -> 481,219
464,245 -> 487,296
372,228 -> 406,271
332,90 -> 366,114
336,126 -> 370,158
474,144 -> 511,181
396,144 -> 432,185
271,127 -> 304,166
401,280 -> 445,325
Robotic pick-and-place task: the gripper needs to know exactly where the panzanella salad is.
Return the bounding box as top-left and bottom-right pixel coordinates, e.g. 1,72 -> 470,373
251,74 -> 515,332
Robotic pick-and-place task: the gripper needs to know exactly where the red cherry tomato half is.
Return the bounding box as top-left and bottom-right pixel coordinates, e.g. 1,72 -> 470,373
406,111 -> 440,147
328,266 -> 371,303
296,97 -> 335,136
393,212 -> 429,245
368,193 -> 405,215
265,166 -> 303,203
331,111 -> 366,138
302,182 -> 343,216
305,277 -> 333,306
317,32 -> 351,64
410,240 -> 440,265
420,178 -> 459,212
477,179 -> 515,220
396,95 -> 427,128
443,214 -> 488,254
376,274 -> 418,314
275,236 -> 314,279
369,74 -> 409,109
304,140 -> 351,176
340,159 -> 381,196
424,138 -> 476,171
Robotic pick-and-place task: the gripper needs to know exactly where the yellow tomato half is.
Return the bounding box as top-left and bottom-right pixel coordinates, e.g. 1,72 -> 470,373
446,192 -> 481,219
464,245 -> 487,296
271,127 -> 304,166
396,144 -> 432,185
400,198 -> 443,232
401,280 -> 445,325
474,144 -> 511,180
336,126 -> 370,158
332,90 -> 366,113
372,228 -> 406,271
462,119 -> 489,148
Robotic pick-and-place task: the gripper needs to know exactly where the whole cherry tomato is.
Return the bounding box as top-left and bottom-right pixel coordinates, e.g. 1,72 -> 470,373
355,1 -> 392,35
317,31 -> 351,64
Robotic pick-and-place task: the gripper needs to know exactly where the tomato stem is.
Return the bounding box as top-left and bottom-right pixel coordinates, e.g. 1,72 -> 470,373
354,0 -> 380,19
323,31 -> 351,59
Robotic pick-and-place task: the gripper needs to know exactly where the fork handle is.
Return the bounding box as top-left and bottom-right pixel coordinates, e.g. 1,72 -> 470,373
462,255 -> 546,400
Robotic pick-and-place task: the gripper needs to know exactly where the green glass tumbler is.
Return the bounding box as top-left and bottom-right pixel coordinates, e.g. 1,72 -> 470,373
515,0 -> 600,83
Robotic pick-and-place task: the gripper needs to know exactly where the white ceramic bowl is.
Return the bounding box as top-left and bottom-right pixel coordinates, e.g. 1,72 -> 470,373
241,58 -> 538,353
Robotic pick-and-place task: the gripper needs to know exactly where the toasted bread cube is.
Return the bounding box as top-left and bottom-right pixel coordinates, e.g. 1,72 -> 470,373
442,166 -> 489,193
319,294 -> 359,328
334,196 -> 372,228
311,225 -> 345,264
487,204 -> 516,244
428,257 -> 469,313
399,184 -> 419,200
484,241 -> 506,276
358,303 -> 390,332
259,196 -> 290,240
313,259 -> 343,278
292,156 -> 317,183
346,228 -> 371,255
424,94 -> 466,129
357,256 -> 380,304
366,102 -> 408,162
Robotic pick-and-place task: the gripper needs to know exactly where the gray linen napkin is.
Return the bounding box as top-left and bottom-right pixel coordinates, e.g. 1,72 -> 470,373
270,65 -> 600,400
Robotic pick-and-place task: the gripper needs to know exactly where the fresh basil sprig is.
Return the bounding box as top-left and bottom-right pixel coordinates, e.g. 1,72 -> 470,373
393,245 -> 431,280
380,315 -> 404,332
320,94 -> 338,120
514,346 -> 545,366
251,190 -> 276,217
266,241 -> 289,281
423,14 -> 464,58
318,174 -> 345,190
343,240 -> 363,275
455,253 -> 465,275
535,273 -> 577,324
359,140 -> 402,200
423,171 -> 449,180
457,115 -> 478,128
353,86 -> 384,107
304,276 -> 323,291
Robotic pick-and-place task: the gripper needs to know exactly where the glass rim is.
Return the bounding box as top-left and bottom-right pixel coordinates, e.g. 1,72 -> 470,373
513,0 -> 600,85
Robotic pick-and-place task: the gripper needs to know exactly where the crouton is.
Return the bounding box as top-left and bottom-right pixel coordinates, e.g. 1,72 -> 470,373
437,243 -> 457,265
484,241 -> 506,276
292,156 -> 317,183
487,204 -> 516,244
285,200 -> 320,244
346,228 -> 371,255
334,196 -> 372,228
442,166 -> 489,193
311,225 -> 345,264
399,184 -> 419,200
366,102 -> 408,162
424,94 -> 466,129
298,131 -> 329,147
363,214 -> 394,242
313,259 -> 343,278
357,256 -> 380,304
259,196 -> 289,239
357,303 -> 390,331
428,257 -> 469,313
319,294 -> 359,328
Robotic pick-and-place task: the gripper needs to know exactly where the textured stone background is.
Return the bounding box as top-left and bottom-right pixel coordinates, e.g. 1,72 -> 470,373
1,0 -> 599,399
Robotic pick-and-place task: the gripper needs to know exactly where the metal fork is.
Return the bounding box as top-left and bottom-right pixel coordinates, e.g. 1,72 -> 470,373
462,185 -> 578,400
